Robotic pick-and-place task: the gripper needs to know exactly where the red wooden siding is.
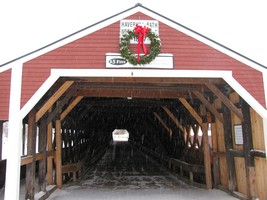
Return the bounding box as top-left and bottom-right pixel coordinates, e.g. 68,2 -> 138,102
0,69 -> 11,120
21,12 -> 265,109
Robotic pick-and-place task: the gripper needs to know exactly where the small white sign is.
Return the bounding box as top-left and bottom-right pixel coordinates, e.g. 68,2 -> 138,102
106,53 -> 173,69
234,124 -> 243,145
120,20 -> 159,44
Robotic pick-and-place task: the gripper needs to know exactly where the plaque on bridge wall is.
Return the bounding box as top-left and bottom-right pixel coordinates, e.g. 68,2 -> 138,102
106,53 -> 173,69
234,124 -> 243,145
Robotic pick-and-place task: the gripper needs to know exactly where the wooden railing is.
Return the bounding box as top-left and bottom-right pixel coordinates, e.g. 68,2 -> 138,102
168,158 -> 205,183
131,140 -> 205,185
20,150 -> 55,166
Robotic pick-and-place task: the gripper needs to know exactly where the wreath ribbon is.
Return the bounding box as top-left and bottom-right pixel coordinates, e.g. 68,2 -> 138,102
134,24 -> 149,62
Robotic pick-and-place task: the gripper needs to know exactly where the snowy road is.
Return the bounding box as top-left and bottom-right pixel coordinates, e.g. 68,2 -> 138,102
48,141 -> 238,200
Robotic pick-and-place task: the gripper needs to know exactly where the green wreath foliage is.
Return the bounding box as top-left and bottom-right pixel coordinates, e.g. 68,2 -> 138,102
120,29 -> 161,66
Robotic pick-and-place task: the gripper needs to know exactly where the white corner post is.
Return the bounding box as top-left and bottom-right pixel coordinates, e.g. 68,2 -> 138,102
4,63 -> 23,200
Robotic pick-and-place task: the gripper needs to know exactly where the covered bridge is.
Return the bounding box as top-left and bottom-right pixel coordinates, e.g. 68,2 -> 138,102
0,3 -> 267,200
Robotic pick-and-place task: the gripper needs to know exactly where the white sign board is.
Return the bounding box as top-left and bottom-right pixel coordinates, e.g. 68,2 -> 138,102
106,53 -> 173,69
234,124 -> 243,145
120,20 -> 159,44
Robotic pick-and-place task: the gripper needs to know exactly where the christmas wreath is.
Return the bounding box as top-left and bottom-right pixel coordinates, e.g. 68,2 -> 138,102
120,24 -> 161,65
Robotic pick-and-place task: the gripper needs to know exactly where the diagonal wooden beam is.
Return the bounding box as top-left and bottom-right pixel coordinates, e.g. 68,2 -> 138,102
153,112 -> 172,133
178,97 -> 212,189
193,91 -> 224,124
205,83 -> 243,121
61,96 -> 84,121
46,88 -> 76,125
36,81 -> 74,122
162,106 -> 183,131
179,98 -> 203,125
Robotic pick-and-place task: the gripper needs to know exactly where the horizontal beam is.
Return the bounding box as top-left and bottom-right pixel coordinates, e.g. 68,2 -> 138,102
21,150 -> 54,166
64,77 -> 225,84
76,88 -> 191,99
169,158 -> 205,173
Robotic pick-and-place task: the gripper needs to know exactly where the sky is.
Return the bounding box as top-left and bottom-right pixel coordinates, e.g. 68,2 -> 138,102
0,0 -> 266,67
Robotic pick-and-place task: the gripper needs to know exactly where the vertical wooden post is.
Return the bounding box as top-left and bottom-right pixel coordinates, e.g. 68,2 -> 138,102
21,123 -> 25,156
47,109 -> 53,185
241,99 -> 257,198
55,119 -> 62,188
211,123 -> 220,187
0,121 -> 3,160
25,109 -> 37,200
222,104 -> 237,191
202,123 -> 212,189
38,117 -> 47,192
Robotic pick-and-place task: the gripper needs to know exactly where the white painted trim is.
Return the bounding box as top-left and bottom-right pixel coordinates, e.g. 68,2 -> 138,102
0,6 -> 265,73
222,74 -> 267,158
20,74 -> 59,120
4,64 -> 23,200
20,69 -> 267,155
138,7 -> 266,73
50,68 -> 232,78
223,75 -> 267,118
0,7 -> 140,72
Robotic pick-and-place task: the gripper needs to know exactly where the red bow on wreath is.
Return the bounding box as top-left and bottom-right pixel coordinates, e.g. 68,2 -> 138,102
134,24 -> 149,62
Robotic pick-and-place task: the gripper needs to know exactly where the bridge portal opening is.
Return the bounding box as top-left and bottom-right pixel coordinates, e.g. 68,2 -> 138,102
112,129 -> 129,142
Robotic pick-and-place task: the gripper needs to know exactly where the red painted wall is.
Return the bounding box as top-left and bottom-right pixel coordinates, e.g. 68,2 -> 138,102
19,12 -> 265,112
0,69 -> 11,120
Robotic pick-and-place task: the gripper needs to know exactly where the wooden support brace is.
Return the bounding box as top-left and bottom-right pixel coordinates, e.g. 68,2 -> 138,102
47,108 -> 54,185
61,96 -> 83,121
178,98 -> 212,189
153,112 -> 172,135
38,117 -> 47,192
162,106 -> 184,131
222,104 -> 237,192
205,84 -> 243,121
36,81 -> 74,122
25,109 -> 37,200
46,88 -> 76,125
55,119 -> 62,188
241,99 -> 257,198
193,91 -> 224,124
179,98 -> 202,125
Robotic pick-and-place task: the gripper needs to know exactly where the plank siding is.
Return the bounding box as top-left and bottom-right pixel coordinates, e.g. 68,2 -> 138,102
0,69 -> 11,120
250,109 -> 267,200
18,12 -> 265,110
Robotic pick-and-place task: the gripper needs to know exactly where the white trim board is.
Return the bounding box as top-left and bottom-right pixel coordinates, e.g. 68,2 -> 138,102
17,68 -> 267,160
19,69 -> 267,155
